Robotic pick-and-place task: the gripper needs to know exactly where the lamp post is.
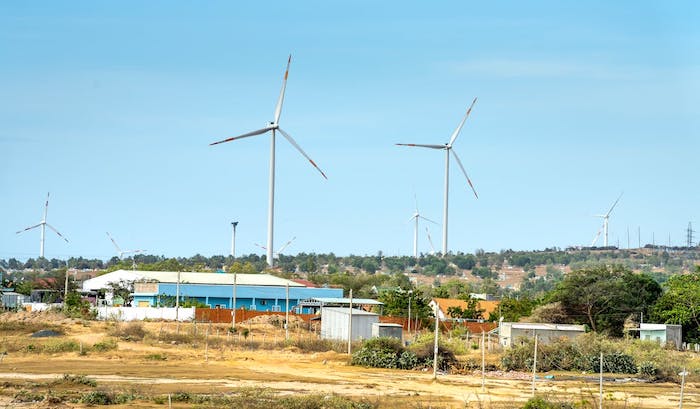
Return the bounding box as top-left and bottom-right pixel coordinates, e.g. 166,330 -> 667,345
230,221 -> 238,258
407,290 -> 413,335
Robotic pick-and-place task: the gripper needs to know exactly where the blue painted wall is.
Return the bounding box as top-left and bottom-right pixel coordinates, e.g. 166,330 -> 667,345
133,284 -> 342,312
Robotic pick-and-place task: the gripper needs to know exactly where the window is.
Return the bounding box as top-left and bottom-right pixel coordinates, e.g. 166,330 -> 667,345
271,305 -> 281,312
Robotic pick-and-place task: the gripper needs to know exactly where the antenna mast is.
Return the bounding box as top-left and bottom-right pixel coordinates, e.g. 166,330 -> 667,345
688,222 -> 695,248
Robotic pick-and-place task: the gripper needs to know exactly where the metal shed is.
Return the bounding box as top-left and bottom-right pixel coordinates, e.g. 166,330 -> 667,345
372,323 -> 403,341
320,307 -> 379,341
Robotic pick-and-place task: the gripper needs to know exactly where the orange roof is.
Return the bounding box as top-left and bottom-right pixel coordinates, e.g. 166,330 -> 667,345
433,297 -> 500,320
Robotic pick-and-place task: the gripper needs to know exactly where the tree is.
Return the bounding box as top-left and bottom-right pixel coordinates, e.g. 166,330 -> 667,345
446,297 -> 484,320
549,265 -> 661,336
494,296 -> 539,322
650,267 -> 700,342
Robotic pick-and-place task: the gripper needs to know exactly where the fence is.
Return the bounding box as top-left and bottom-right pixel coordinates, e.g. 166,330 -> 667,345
96,306 -> 195,321
195,308 -> 316,323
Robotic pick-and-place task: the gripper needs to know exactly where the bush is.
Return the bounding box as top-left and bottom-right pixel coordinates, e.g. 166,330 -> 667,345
80,390 -> 113,405
60,374 -> 97,387
109,322 -> 147,341
638,361 -> 659,379
523,396 -> 575,409
92,338 -> 118,352
43,339 -> 80,353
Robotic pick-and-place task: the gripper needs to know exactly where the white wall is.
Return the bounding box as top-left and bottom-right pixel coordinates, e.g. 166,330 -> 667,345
96,306 -> 195,321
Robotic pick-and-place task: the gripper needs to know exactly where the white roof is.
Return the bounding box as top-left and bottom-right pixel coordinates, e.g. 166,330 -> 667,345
82,269 -> 303,291
322,306 -> 378,316
509,322 -> 585,332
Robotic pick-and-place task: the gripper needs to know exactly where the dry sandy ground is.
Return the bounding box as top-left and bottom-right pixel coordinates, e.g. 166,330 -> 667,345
0,315 -> 697,408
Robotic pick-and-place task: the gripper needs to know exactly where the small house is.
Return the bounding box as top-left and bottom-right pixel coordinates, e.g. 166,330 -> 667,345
499,322 -> 586,348
639,323 -> 682,349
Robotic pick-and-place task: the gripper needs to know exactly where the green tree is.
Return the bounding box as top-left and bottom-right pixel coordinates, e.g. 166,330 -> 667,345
494,296 -> 538,322
650,267 -> 700,342
550,265 -> 661,336
446,297 -> 484,320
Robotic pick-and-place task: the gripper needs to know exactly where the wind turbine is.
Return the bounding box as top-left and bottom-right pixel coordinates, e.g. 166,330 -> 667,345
107,232 -> 145,269
16,192 -> 69,258
210,55 -> 326,267
591,193 -> 623,247
255,236 -> 296,259
396,98 -> 479,255
409,195 -> 438,259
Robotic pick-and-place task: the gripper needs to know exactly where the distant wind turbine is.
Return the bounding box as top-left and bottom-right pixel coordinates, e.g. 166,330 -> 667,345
409,195 -> 438,259
591,193 -> 623,247
255,236 -> 296,259
106,232 -> 145,259
16,192 -> 69,258
210,55 -> 326,267
396,98 -> 479,255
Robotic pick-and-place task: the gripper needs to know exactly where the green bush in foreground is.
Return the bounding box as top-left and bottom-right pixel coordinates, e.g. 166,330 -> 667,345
351,336 -> 458,371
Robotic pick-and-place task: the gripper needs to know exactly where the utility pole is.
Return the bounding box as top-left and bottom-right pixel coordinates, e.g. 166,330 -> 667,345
285,282 -> 290,341
433,303 -> 440,379
599,352 -> 604,409
531,334 -> 538,397
231,271 -> 237,330
347,289 -> 353,355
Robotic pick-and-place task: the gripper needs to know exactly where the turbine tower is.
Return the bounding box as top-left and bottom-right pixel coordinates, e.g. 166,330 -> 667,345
591,193 -> 623,247
16,192 -> 69,258
397,98 -> 479,255
210,55 -> 326,267
230,221 -> 238,257
409,195 -> 437,258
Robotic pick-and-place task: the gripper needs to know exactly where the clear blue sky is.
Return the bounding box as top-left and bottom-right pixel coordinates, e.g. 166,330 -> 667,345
1,1 -> 698,261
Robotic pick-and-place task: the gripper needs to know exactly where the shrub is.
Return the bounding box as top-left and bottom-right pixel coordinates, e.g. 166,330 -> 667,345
109,322 -> 147,341
145,353 -> 167,361
92,338 -> 118,352
60,374 -> 97,387
638,361 -> 659,379
43,339 -> 80,353
80,390 -> 113,405
523,396 -> 575,409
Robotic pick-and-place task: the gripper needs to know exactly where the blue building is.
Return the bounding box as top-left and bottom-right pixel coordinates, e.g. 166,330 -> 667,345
83,270 -> 342,312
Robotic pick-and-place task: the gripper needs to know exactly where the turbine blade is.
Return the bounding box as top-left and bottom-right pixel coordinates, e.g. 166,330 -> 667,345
254,243 -> 267,250
396,143 -> 445,149
44,192 -> 50,220
419,215 -> 439,225
210,127 -> 270,146
450,149 -> 478,199
606,192 -> 623,216
45,223 -> 69,243
591,226 -> 604,246
425,226 -> 436,254
277,127 -> 327,179
273,55 -> 292,124
278,236 -> 296,253
106,232 -> 122,253
16,223 -> 42,234
448,97 -> 477,146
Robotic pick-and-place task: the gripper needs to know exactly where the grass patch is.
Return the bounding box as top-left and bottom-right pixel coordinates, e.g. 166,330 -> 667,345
108,322 -> 147,341
144,353 -> 167,361
92,338 -> 118,352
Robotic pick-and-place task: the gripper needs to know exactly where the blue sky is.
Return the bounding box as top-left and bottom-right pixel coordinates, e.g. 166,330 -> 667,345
1,1 -> 698,261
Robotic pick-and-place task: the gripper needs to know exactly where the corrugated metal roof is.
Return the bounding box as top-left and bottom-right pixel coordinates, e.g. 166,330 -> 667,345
322,306 -> 378,316
83,269 -> 304,291
307,297 -> 384,305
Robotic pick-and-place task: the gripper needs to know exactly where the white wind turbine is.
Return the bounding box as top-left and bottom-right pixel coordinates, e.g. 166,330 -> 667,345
409,195 -> 438,259
397,98 -> 479,255
210,55 -> 326,267
16,192 -> 69,258
255,236 -> 296,260
106,232 -> 145,259
591,193 -> 623,247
